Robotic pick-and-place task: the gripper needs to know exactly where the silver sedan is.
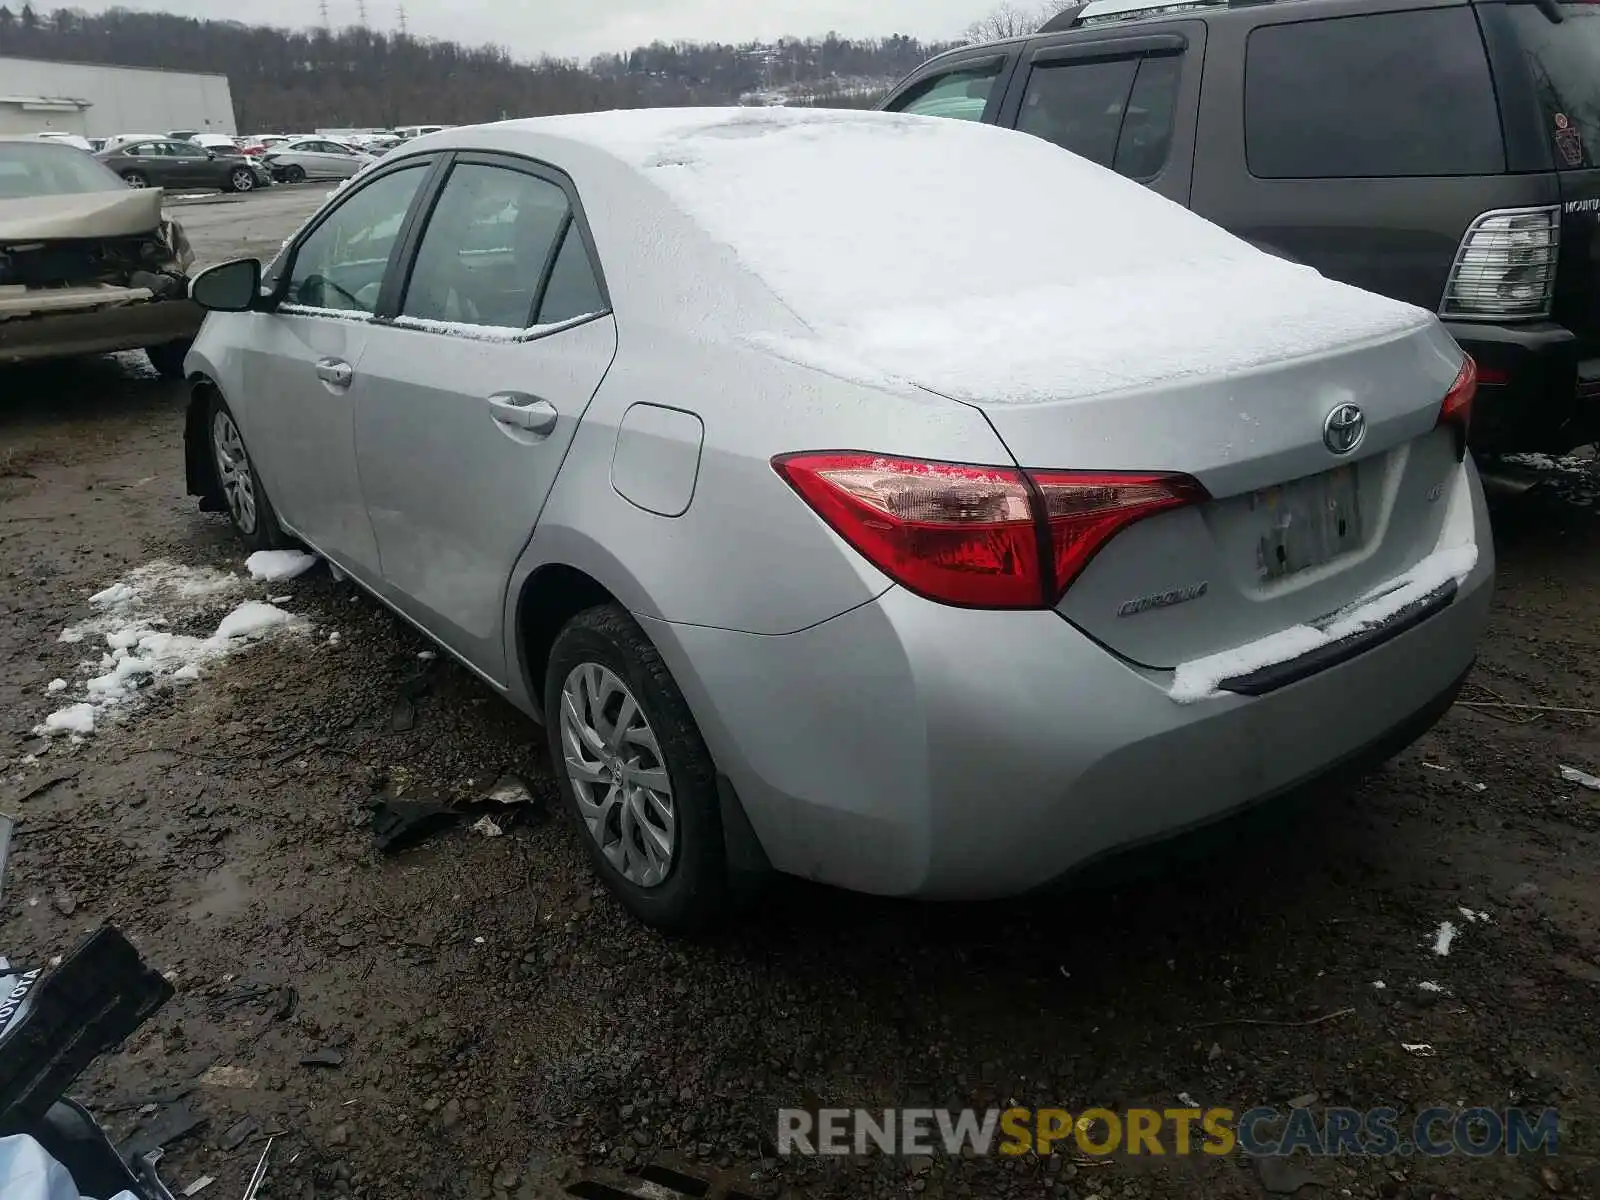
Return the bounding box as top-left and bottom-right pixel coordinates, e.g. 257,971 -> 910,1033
261,137 -> 375,183
182,109 -> 1493,930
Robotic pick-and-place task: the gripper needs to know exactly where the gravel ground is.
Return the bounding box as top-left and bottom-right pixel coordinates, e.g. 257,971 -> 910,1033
1,195 -> 1598,1200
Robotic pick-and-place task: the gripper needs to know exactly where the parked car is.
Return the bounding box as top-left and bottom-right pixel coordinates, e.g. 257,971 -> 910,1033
94,137 -> 271,193
180,109 -> 1492,930
99,133 -> 164,153
189,133 -> 242,153
32,132 -> 94,152
880,0 -> 1600,454
260,137 -> 376,183
0,137 -> 199,375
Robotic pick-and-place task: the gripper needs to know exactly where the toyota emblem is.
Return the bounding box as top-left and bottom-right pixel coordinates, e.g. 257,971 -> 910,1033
1322,403 -> 1366,456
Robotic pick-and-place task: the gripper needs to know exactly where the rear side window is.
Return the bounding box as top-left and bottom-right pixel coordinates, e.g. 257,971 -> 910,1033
1245,8 -> 1505,178
886,61 -> 1004,121
1016,52 -> 1184,179
1504,3 -> 1600,170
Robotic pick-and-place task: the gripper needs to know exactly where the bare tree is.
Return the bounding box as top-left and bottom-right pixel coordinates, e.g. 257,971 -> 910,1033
963,0 -> 1074,42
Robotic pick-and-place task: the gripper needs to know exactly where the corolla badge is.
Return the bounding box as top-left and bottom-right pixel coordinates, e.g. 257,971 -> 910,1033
1322,403 -> 1366,456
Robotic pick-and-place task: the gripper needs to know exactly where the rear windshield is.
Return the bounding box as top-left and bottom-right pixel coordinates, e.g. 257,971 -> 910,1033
0,141 -> 123,198
1505,2 -> 1600,170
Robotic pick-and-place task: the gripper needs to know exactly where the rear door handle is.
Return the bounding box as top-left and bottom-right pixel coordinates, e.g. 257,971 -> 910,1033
487,392 -> 558,436
315,357 -> 353,388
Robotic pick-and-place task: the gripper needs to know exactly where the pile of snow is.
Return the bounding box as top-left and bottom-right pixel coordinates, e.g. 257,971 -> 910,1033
529,107 -> 1429,403
35,562 -> 307,738
246,549 -> 319,582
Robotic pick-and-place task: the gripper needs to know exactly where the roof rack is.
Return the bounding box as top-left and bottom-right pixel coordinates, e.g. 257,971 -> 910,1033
1039,0 -> 1250,32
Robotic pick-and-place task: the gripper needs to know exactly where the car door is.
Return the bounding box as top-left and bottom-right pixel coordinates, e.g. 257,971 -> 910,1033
162,139 -> 215,187
123,142 -> 174,186
236,157 -> 438,586
308,141 -> 351,177
352,153 -> 617,680
994,25 -> 1205,205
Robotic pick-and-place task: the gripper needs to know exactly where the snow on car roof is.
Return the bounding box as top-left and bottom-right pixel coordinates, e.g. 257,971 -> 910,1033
496,108 -> 1431,402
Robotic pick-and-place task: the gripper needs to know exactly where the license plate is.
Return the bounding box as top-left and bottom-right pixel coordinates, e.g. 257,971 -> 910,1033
1251,465 -> 1364,581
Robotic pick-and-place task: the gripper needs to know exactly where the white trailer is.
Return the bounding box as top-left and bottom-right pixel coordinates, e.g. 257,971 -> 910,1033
0,57 -> 236,139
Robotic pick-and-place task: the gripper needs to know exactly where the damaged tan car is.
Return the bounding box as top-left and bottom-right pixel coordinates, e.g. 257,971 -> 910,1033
0,137 -> 200,378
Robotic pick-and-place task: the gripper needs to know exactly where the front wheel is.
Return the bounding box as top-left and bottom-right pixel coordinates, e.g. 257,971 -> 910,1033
228,167 -> 256,193
121,171 -> 149,189
207,392 -> 290,552
546,605 -> 730,932
144,339 -> 191,381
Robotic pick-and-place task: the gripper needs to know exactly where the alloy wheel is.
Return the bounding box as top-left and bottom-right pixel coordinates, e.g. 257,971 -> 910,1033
123,173 -> 148,189
210,410 -> 258,535
232,169 -> 255,192
559,663 -> 676,888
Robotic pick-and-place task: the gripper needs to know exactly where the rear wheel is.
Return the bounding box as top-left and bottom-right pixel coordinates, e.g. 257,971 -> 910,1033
228,167 -> 256,193
282,164 -> 306,184
144,339 -> 191,381
121,171 -> 149,189
207,393 -> 290,552
546,605 -> 729,932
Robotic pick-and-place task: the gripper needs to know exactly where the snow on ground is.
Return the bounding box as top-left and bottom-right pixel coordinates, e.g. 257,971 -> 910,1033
1432,921 -> 1458,957
34,560 -> 310,738
246,549 -> 319,582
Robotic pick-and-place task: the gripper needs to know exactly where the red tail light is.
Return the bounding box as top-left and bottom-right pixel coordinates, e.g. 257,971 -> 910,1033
1435,356 -> 1477,459
772,452 -> 1207,609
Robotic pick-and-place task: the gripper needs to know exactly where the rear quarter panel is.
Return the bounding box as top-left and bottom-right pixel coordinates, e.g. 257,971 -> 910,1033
503,327 -> 1016,704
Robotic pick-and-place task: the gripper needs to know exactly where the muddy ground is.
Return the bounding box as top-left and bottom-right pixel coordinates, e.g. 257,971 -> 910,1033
2,191 -> 1599,1200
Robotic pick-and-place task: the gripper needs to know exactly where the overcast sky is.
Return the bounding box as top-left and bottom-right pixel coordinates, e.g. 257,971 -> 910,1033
64,0 -> 986,60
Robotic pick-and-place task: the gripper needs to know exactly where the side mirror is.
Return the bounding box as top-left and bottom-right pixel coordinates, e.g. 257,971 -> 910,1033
190,258 -> 262,313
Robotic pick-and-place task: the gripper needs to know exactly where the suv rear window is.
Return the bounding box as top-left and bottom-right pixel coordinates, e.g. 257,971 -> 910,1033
1245,7 -> 1505,178
1504,2 -> 1600,170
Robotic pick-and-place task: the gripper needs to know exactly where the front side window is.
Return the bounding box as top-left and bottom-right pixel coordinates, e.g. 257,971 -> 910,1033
1245,8 -> 1505,178
400,163 -> 571,329
886,62 -> 1004,121
284,164 -> 429,314
1504,2 -> 1600,170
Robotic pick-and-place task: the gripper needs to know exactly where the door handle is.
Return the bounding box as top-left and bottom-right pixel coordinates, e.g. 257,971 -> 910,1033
315,357 -> 354,388
487,392 -> 558,436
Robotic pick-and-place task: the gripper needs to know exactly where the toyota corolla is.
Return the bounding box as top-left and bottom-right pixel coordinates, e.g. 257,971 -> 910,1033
180,109 -> 1493,930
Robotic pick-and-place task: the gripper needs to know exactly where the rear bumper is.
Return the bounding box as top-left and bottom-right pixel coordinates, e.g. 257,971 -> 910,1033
643,470 -> 1495,900
0,299 -> 202,365
1445,320 -> 1596,452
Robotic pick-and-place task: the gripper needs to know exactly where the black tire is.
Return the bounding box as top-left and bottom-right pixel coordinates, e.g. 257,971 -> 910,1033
545,604 -> 729,932
205,391 -> 291,552
228,167 -> 255,193
282,164 -> 306,184
144,339 -> 191,381
121,171 -> 149,189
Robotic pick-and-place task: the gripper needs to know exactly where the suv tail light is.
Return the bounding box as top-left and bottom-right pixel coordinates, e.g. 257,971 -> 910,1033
1440,207 -> 1560,320
772,452 -> 1208,609
1435,355 -> 1478,459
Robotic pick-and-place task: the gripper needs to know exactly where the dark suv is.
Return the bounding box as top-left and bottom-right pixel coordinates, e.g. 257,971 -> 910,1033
879,0 -> 1600,453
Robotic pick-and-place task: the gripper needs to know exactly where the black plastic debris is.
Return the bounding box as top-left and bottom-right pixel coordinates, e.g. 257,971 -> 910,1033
0,925 -> 174,1133
299,1047 -> 344,1068
390,696 -> 416,732
120,1101 -> 207,1160
370,795 -> 458,853
218,1116 -> 258,1152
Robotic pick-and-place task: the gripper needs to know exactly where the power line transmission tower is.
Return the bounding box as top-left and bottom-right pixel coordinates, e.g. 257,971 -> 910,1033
397,2 -> 407,33
317,0 -> 329,25
357,0 -> 368,24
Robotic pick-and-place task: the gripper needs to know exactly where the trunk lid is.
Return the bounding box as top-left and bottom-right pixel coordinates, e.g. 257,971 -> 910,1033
952,321 -> 1470,668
